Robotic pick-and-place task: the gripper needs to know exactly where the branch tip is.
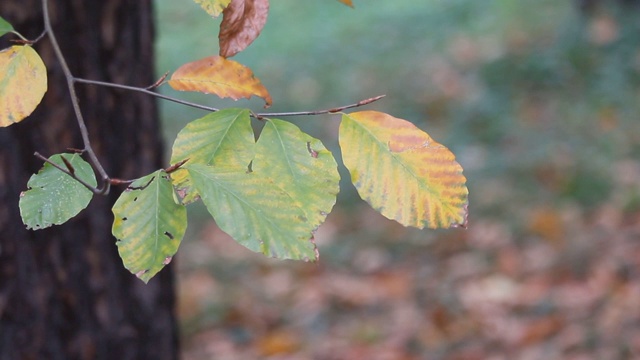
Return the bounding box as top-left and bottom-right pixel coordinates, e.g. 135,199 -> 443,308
165,158 -> 189,174
146,71 -> 169,90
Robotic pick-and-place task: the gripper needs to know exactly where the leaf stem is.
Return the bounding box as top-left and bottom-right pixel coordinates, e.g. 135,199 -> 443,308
10,30 -> 29,42
11,29 -> 48,45
41,0 -> 110,195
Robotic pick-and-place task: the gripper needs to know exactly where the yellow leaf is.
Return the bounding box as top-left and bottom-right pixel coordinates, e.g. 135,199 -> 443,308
219,0 -> 270,58
193,0 -> 232,17
340,111 -> 468,229
168,55 -> 272,107
0,45 -> 47,127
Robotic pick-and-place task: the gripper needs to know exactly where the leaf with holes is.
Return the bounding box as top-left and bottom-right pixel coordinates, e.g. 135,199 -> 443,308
219,0 -> 269,58
0,16 -> 14,37
170,108 -> 255,204
187,164 -> 319,260
193,0 -> 232,17
340,111 -> 468,229
168,55 -> 272,107
19,153 -> 96,230
254,118 -> 339,229
0,45 -> 47,127
112,170 -> 187,283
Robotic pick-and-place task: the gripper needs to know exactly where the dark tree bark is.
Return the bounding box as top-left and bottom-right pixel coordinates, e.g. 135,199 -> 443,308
0,1 -> 178,359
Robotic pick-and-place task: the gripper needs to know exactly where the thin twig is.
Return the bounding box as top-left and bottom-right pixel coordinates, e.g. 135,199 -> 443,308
75,77 -> 384,118
74,78 -> 220,113
10,30 -> 28,42
41,0 -> 110,195
10,29 -> 46,45
256,95 -> 386,117
146,72 -> 169,90
34,152 -> 103,194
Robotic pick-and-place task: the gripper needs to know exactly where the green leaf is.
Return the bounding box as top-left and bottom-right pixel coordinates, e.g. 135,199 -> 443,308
170,108 -> 254,204
340,111 -> 468,229
19,153 -> 96,230
112,170 -> 187,283
193,0 -> 231,18
255,118 -> 339,229
0,45 -> 48,126
0,16 -> 14,37
187,164 -> 318,260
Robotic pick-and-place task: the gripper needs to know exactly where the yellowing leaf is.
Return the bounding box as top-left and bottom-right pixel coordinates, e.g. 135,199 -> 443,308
254,118 -> 339,230
0,45 -> 47,127
337,0 -> 354,7
193,0 -> 232,17
219,0 -> 270,58
168,55 -> 272,107
339,111 -> 468,229
112,170 -> 187,283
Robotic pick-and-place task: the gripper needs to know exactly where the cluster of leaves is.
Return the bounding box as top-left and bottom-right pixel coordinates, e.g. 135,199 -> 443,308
0,0 -> 468,283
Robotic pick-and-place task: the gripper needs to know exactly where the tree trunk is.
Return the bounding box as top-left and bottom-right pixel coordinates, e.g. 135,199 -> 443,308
0,1 -> 178,359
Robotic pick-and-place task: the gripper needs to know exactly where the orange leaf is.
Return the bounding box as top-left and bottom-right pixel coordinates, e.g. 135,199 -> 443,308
168,55 -> 272,107
337,0 -> 354,7
219,0 -> 269,58
340,111 -> 468,229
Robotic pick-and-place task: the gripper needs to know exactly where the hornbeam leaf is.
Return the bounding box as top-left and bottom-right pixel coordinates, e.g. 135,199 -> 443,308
0,16 -> 14,37
0,45 -> 47,127
219,0 -> 270,58
19,154 -> 96,230
112,170 -> 187,283
193,0 -> 232,17
340,111 -> 468,229
168,55 -> 272,107
187,164 -> 318,260
170,108 -> 255,204
254,118 -> 339,229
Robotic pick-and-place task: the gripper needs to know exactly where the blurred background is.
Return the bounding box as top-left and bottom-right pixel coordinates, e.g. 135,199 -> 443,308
155,0 -> 640,359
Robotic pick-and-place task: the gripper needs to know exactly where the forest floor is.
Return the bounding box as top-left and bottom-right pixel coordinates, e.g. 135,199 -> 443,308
177,200 -> 640,359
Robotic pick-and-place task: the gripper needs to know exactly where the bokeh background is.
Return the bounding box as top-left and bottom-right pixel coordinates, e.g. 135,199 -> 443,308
155,1 -> 640,359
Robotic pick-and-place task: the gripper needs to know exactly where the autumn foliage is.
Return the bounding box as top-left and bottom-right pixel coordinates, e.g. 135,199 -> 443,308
1,0 -> 468,283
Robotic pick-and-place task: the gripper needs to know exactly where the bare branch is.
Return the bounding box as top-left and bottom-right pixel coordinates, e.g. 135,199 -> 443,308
74,78 -> 220,113
41,0 -> 111,195
256,95 -> 386,117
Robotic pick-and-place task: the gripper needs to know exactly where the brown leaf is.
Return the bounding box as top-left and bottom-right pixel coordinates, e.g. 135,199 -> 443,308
168,55 -> 272,107
219,0 -> 270,58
